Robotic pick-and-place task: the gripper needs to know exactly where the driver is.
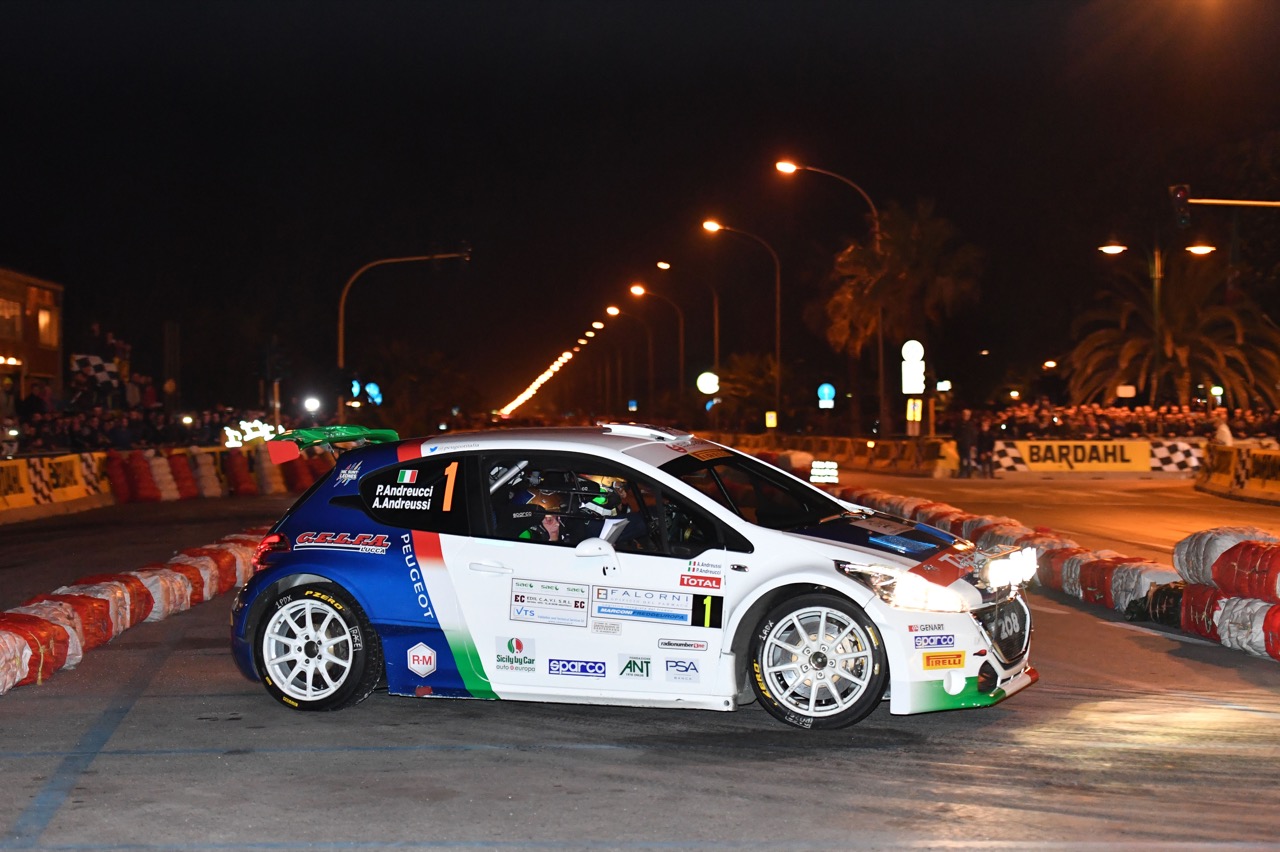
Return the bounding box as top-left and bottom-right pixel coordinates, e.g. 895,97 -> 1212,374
514,488 -> 570,543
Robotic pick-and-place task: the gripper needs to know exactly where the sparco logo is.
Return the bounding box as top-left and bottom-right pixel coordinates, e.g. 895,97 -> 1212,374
548,658 -> 605,677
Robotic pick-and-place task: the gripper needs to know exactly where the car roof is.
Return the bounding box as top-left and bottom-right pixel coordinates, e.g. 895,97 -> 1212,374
393,423 -> 698,457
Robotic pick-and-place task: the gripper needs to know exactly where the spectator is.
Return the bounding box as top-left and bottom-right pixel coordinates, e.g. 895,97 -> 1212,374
955,409 -> 978,478
976,416 -> 997,478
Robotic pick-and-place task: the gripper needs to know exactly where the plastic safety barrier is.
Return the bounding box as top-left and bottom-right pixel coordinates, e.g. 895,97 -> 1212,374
0,526 -> 270,696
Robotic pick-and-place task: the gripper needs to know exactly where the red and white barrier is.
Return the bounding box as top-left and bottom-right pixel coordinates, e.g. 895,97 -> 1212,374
0,525 -> 269,696
834,485 -> 1279,663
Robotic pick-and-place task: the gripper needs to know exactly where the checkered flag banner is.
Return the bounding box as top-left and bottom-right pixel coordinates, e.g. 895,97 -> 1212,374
71,354 -> 120,387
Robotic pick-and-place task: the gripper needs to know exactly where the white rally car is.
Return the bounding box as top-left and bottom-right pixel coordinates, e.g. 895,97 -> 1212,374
231,423 -> 1037,729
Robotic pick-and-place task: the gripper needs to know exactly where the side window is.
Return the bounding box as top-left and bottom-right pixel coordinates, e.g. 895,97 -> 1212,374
360,457 -> 468,534
633,481 -> 719,559
482,454 -> 654,552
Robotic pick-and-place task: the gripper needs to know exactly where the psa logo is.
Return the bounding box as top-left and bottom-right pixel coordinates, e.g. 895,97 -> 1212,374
913,634 -> 956,649
549,658 -> 606,678
665,659 -> 700,683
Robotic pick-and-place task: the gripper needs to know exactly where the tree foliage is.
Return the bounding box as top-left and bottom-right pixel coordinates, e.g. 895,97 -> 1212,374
821,199 -> 982,429
1066,253 -> 1280,408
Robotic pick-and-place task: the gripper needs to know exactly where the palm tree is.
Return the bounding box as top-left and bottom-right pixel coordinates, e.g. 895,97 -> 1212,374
1067,253 -> 1280,408
822,199 -> 983,431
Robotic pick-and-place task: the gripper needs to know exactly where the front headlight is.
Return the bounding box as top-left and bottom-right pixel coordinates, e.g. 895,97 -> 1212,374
836,561 -> 970,613
978,546 -> 1038,590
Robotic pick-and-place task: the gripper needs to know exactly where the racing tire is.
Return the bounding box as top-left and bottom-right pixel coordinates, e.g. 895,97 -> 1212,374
749,593 -> 888,729
253,583 -> 383,711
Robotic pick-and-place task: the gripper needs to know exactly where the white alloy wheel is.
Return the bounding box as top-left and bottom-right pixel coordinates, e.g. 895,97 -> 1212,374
751,594 -> 887,729
254,584 -> 381,711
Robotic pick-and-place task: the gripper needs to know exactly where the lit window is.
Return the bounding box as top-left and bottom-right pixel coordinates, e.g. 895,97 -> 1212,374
38,308 -> 60,347
0,299 -> 20,341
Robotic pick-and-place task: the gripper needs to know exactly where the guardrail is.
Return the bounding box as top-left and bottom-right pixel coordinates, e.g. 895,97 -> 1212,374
1197,444 -> 1280,505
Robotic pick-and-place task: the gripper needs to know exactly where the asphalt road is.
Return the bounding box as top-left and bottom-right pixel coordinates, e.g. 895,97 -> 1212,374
2,481 -> 1279,851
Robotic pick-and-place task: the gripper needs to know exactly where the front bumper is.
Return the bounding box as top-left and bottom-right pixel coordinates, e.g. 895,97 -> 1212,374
878,591 -> 1036,715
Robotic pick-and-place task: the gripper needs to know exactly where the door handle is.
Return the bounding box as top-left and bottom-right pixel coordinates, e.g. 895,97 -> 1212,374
469,561 -> 513,574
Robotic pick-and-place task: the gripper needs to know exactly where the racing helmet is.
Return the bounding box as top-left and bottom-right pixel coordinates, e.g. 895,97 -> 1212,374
518,488 -> 564,514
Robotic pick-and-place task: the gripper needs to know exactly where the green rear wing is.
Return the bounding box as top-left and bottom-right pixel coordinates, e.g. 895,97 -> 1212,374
267,425 -> 400,464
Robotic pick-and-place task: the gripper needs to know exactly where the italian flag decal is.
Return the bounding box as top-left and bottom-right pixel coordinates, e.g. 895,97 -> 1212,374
398,470 -> 418,484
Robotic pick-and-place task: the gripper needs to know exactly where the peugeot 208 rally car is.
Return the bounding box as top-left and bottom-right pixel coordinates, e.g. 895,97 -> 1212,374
231,423 -> 1038,729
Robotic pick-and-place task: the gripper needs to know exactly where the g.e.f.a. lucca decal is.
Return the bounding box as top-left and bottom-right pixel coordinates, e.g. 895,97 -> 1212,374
294,532 -> 391,554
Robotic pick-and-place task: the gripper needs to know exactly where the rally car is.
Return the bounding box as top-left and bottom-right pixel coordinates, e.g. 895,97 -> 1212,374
230,423 -> 1038,729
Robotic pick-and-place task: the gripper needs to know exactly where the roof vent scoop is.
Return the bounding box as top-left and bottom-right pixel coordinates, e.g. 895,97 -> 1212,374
597,422 -> 694,442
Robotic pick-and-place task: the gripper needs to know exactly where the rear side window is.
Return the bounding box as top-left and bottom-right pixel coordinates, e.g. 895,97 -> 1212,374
359,457 -> 469,534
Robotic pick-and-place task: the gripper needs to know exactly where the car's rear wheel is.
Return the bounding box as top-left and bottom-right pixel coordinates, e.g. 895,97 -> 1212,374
750,593 -> 887,729
254,583 -> 382,711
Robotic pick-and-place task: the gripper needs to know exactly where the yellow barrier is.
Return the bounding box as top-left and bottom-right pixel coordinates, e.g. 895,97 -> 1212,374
1197,445 -> 1280,505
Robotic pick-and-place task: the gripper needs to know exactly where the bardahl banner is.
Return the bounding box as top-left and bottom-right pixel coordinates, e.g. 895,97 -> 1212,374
1245,448 -> 1280,496
1013,441 -> 1150,473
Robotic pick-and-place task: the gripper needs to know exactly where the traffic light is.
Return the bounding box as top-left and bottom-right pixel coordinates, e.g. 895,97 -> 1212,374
1170,184 -> 1192,229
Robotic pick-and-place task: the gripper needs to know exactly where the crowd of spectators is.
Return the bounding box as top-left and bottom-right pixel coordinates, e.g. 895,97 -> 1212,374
1,322 -> 305,457
955,401 -> 1280,443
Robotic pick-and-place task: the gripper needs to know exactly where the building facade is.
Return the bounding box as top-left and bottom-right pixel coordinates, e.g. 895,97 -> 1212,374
0,267 -> 65,400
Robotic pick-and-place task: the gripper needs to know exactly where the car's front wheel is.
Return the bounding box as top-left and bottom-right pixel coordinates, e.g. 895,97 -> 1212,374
750,593 -> 888,729
254,583 -> 382,711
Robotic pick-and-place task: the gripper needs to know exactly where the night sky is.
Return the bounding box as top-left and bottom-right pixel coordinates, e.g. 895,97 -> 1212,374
4,1 -> 1279,414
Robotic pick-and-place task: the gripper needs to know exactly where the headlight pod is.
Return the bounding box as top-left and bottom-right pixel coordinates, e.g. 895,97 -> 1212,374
836,561 -> 970,613
978,546 -> 1038,590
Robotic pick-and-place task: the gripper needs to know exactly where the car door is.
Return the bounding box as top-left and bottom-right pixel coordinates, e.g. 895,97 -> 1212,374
449,452 -> 736,700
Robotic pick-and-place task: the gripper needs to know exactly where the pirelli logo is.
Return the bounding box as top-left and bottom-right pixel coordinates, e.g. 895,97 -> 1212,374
922,651 -> 966,670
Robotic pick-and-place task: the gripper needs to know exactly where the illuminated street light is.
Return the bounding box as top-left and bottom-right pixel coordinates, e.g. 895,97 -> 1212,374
776,161 -> 888,430
631,282 -> 686,402
702,219 -> 782,414
1099,237 -> 1216,404
607,305 -> 655,410
656,260 -> 720,378
337,249 -> 470,422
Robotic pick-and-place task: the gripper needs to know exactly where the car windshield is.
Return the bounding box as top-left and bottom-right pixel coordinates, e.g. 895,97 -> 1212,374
658,449 -> 849,531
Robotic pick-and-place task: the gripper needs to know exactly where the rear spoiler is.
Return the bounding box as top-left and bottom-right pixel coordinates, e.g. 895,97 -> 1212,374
267,425 -> 400,464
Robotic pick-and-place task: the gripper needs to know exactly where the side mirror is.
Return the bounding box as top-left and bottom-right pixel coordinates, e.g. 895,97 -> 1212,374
574,537 -> 614,558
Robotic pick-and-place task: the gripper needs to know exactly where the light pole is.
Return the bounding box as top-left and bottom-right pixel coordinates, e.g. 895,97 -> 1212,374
702,220 -> 782,418
776,160 -> 887,432
1099,237 -> 1215,405
657,260 -> 720,377
336,249 -> 470,422
630,283 -> 685,404
606,306 -> 654,414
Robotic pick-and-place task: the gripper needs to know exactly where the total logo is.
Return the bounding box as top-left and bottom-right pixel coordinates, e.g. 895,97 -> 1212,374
548,658 -> 606,678
679,574 -> 721,589
407,642 -> 437,678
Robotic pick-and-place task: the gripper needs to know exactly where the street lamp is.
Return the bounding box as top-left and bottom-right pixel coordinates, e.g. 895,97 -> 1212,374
776,160 -> 888,432
1098,237 -> 1216,405
657,260 -> 720,378
702,220 -> 782,417
606,305 -> 655,413
336,249 -> 470,422
630,282 -> 685,403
